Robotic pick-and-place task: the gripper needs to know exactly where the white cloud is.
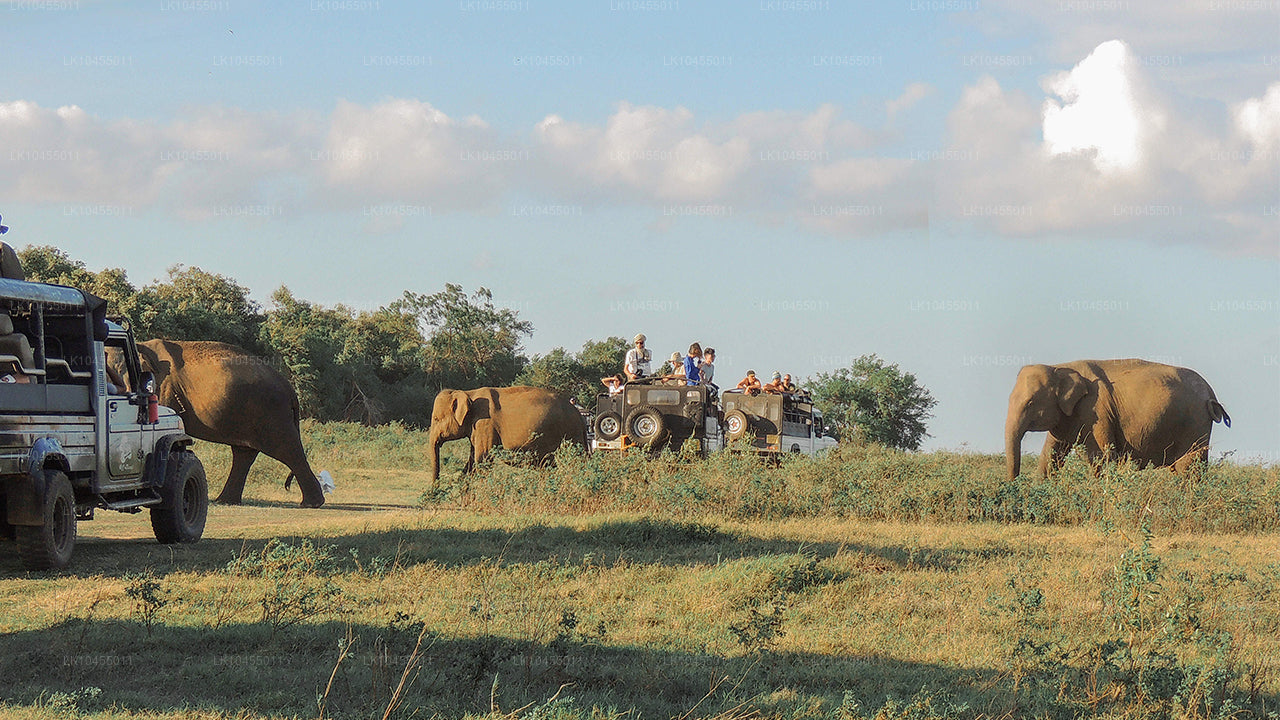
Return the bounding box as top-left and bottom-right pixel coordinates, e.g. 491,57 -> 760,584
0,100 -> 166,206
0,97 -> 512,217
1235,83 -> 1280,150
886,82 -> 934,121
317,99 -> 502,208
0,43 -> 1274,253
973,0 -> 1280,100
0,99 -> 319,217
938,40 -> 1278,252
531,101 -> 901,226
533,103 -> 754,202
1042,39 -> 1146,172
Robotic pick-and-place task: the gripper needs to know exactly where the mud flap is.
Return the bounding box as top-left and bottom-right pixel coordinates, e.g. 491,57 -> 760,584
4,470 -> 48,526
144,433 -> 193,492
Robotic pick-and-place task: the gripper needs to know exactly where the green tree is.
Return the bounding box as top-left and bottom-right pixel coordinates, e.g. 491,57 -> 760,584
803,354 -> 937,451
17,245 -> 139,320
576,336 -> 629,382
260,287 -> 349,421
518,347 -> 582,400
261,288 -> 434,425
336,304 -> 431,424
133,265 -> 265,351
517,336 -> 629,407
397,284 -> 532,391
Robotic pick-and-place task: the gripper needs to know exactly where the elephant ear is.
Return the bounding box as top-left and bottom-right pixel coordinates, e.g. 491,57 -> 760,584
452,394 -> 470,428
1055,368 -> 1090,416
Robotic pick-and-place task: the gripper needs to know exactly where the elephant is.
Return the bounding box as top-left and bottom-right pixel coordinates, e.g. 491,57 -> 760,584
428,386 -> 588,484
1005,359 -> 1230,481
127,339 -> 327,507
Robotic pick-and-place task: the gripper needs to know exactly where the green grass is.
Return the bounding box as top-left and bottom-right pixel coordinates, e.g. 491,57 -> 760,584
433,439 -> 1280,534
1,421 -> 1277,720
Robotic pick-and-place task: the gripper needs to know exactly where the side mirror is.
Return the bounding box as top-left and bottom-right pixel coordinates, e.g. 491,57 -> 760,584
140,371 -> 155,394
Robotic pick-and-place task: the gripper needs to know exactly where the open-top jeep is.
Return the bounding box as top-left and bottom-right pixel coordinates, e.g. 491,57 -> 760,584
0,278 -> 206,570
719,389 -> 837,456
591,377 -> 723,455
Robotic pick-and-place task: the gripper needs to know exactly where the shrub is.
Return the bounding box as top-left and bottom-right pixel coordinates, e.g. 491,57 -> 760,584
424,436 -> 1280,532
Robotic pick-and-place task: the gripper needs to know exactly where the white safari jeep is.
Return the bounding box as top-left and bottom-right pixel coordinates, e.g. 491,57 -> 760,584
720,389 -> 838,456
0,279 -> 206,570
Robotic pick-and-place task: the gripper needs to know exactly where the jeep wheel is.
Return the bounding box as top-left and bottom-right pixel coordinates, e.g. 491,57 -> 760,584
151,451 -> 208,544
16,470 -> 76,570
594,411 -> 623,441
724,410 -> 749,441
626,405 -> 668,447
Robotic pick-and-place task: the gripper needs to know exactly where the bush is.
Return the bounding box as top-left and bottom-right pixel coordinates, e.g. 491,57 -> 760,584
423,437 -> 1280,533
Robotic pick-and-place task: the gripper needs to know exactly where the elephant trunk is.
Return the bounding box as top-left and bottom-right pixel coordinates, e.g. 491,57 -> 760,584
1005,415 -> 1027,482
429,432 -> 443,483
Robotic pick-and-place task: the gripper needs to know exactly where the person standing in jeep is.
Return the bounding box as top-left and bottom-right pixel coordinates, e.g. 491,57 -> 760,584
624,333 -> 651,380
701,347 -> 716,389
683,343 -> 702,386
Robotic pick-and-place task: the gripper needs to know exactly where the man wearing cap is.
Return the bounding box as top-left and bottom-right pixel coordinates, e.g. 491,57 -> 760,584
762,371 -> 785,393
624,333 -> 651,380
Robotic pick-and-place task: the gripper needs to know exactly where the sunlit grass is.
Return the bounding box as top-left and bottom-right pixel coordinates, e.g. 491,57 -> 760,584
1,422 -> 1276,719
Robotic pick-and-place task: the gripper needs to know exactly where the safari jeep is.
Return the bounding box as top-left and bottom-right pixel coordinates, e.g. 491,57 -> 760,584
0,278 -> 206,570
591,377 -> 722,456
720,389 -> 837,456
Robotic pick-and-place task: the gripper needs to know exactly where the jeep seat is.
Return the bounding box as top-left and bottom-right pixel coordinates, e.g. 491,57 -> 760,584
0,312 -> 38,372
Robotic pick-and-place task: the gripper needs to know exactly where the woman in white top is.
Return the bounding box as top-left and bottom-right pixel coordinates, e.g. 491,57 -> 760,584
668,352 -> 685,378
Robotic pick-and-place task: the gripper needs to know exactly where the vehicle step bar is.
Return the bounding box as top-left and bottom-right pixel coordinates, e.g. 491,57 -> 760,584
98,492 -> 161,512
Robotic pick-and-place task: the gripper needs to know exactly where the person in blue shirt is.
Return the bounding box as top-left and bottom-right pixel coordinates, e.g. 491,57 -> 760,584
683,342 -> 702,386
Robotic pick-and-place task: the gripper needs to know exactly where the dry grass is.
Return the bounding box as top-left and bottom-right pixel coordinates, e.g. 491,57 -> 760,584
1,422 -> 1277,719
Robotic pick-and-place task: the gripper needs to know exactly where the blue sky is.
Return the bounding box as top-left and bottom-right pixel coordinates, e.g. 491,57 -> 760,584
2,0 -> 1277,459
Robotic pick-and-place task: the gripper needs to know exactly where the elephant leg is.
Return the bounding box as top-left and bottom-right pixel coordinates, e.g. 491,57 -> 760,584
469,420 -> 496,469
462,443 -> 476,475
216,446 -> 259,505
1172,444 -> 1209,475
263,441 -> 325,508
1038,436 -> 1059,478
1087,434 -> 1116,475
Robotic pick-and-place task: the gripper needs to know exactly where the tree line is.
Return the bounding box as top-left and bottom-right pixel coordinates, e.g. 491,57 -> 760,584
17,246 -> 936,449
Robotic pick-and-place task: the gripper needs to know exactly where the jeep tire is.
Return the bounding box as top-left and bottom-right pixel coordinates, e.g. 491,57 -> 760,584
626,405 -> 668,447
16,470 -> 76,570
594,411 -> 623,441
151,451 -> 208,544
724,410 -> 749,441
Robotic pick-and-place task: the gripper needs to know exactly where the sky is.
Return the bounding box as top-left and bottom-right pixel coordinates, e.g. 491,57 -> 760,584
1,0 -> 1277,460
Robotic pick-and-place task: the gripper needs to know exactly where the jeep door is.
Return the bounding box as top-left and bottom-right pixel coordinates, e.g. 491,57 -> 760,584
103,336 -> 146,482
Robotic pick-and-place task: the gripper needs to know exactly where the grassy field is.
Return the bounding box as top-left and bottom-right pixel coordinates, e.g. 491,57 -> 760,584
1,422 -> 1278,720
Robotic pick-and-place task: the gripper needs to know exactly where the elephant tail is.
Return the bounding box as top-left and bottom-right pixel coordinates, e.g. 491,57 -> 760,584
1209,400 -> 1231,427
284,472 -> 295,489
